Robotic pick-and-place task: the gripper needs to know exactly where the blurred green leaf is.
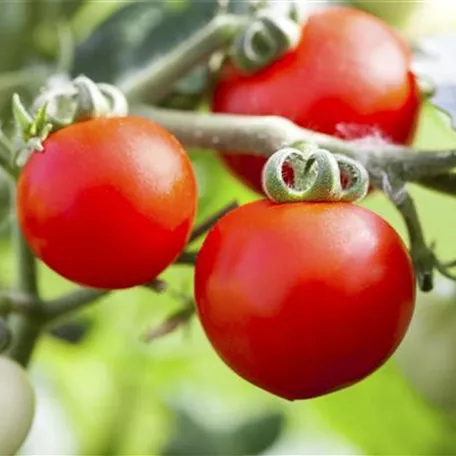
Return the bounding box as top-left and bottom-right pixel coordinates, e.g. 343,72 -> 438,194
159,66 -> 209,111
73,1 -> 218,84
71,1 -> 129,41
61,0 -> 87,18
0,3 -> 29,72
312,363 -> 456,455
49,319 -> 92,345
162,408 -> 221,456
396,275 -> 456,416
225,412 -> 285,455
162,408 -> 284,456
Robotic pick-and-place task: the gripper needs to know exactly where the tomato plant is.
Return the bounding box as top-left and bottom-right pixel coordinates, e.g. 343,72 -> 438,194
194,200 -> 416,400
17,116 -> 197,289
212,6 -> 420,194
0,357 -> 35,455
1,2 -> 456,453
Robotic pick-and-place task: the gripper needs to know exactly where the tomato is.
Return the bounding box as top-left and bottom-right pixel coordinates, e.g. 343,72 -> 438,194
17,116 -> 197,289
194,200 -> 415,400
0,357 -> 35,455
212,6 -> 420,194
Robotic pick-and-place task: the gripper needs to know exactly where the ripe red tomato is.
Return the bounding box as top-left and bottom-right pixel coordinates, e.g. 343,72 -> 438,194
17,116 -> 197,289
194,200 -> 415,400
212,7 -> 420,194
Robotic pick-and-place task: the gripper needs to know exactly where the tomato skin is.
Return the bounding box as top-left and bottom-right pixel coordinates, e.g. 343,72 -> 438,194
194,200 -> 415,400
17,116 -> 197,289
212,7 -> 420,194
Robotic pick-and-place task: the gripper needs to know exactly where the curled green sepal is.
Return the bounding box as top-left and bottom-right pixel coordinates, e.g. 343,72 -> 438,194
12,94 -> 53,167
97,83 -> 129,117
72,75 -> 111,122
231,10 -> 301,74
334,154 -> 369,202
32,75 -> 129,128
262,145 -> 370,204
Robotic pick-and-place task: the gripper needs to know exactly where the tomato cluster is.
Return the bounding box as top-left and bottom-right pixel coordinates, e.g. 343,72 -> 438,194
196,6 -> 418,399
15,5 -> 418,401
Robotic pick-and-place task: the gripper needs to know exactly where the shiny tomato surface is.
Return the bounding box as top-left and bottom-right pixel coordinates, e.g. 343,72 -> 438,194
18,116 -> 197,289
194,200 -> 415,400
212,7 -> 420,193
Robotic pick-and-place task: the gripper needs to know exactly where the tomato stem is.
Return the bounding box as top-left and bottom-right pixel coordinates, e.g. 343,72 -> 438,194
136,106 -> 456,185
43,288 -> 109,323
189,200 -> 239,243
0,318 -> 11,353
176,251 -> 198,266
6,186 -> 41,367
120,14 -> 245,104
142,305 -> 194,343
381,172 -> 434,291
43,278 -> 167,323
417,173 -> 456,196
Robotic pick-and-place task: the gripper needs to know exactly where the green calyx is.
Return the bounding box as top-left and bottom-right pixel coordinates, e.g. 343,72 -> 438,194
262,144 -> 370,204
12,94 -> 53,167
11,75 -> 129,167
231,8 -> 302,73
34,75 -> 129,127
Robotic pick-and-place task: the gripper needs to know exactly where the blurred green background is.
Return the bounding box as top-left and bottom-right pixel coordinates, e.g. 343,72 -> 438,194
1,0 -> 456,454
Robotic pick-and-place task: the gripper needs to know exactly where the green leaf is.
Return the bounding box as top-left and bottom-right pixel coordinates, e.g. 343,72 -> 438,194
162,408 -> 284,456
60,0 -> 87,18
313,363 -> 456,455
162,408 -> 221,456
225,412 -> 285,455
0,3 -> 29,72
73,1 -> 219,84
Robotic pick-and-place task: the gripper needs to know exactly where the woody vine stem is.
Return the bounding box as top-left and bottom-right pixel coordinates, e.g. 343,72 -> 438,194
3,8 -> 456,367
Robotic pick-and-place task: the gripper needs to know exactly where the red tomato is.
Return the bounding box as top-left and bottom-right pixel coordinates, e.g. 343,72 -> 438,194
194,200 -> 415,400
17,116 -> 197,289
212,7 -> 420,194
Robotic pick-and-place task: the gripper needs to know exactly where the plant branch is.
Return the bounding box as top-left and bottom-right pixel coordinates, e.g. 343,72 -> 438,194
0,291 -> 36,316
380,173 -> 434,291
142,278 -> 168,293
176,251 -> 198,266
142,306 -> 194,343
121,14 -> 244,104
43,288 -> 109,323
135,106 -> 456,183
189,201 -> 238,243
43,278 -> 168,323
6,187 -> 41,366
414,173 -> 456,196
